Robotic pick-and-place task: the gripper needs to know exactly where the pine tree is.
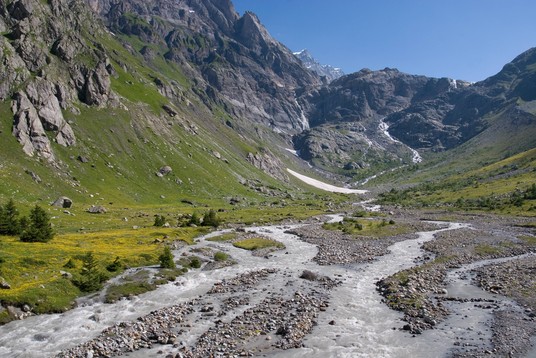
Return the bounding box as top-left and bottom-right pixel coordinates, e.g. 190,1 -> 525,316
20,205 -> 54,242
4,199 -> 21,235
0,205 -> 6,235
75,252 -> 105,292
0,199 -> 22,236
159,246 -> 176,269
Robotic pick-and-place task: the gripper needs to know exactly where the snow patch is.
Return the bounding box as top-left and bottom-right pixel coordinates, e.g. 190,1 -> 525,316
285,148 -> 299,157
287,169 -> 367,194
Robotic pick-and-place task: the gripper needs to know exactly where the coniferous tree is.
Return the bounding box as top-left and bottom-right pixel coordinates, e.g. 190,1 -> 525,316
0,205 -> 6,235
4,199 -> 21,235
75,252 -> 105,292
20,205 -> 54,242
0,199 -> 23,236
159,246 -> 176,269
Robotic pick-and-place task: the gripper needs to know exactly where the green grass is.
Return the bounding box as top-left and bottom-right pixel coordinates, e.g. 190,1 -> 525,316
377,147 -> 536,215
322,217 -> 410,238
474,244 -> 502,256
232,237 -> 285,251
104,281 -> 156,303
207,233 -> 238,242
0,225 -> 205,315
520,235 -> 536,245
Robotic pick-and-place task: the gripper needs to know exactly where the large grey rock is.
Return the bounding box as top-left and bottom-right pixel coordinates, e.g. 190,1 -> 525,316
246,151 -> 288,182
52,196 -> 73,208
157,165 -> 172,177
51,35 -> 80,62
26,78 -> 76,146
0,279 -> 11,290
11,91 -> 54,160
87,205 -> 107,214
7,0 -> 34,21
82,60 -> 113,106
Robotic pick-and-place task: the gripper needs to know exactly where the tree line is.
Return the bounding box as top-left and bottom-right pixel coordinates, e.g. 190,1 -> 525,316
0,199 -> 54,242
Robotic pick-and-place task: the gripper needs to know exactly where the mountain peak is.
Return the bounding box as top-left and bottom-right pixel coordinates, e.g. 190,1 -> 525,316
294,48 -> 344,82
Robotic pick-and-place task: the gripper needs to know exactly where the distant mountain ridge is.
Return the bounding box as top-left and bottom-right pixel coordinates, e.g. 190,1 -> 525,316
294,49 -> 345,82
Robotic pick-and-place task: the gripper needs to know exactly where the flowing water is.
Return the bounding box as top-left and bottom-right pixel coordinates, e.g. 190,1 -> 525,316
0,221 -> 530,357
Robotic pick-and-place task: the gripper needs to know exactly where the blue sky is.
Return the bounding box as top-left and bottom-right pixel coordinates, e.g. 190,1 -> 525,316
232,0 -> 536,82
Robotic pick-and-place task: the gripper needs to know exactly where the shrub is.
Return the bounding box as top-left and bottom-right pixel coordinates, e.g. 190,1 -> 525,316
189,212 -> 201,226
159,247 -> 176,269
63,258 -> 76,269
300,270 -> 318,281
214,251 -> 228,262
154,215 -> 166,227
202,209 -> 221,227
189,256 -> 201,269
0,199 -> 23,236
106,256 -> 123,272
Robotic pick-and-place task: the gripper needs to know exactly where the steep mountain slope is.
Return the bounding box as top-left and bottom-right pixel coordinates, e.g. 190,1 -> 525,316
86,0 -> 320,132
0,0 -> 330,210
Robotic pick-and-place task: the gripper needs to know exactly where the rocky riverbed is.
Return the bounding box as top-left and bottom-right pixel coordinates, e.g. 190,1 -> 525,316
3,211 -> 536,358
57,267 -> 341,357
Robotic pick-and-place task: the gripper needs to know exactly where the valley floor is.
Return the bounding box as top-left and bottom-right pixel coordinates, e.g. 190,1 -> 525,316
1,209 -> 535,358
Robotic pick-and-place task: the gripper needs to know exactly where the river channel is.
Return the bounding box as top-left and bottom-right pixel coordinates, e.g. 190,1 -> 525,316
0,219 -> 529,357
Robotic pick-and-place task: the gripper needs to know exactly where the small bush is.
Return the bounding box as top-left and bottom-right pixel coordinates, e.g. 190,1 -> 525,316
154,215 -> 166,227
73,252 -> 107,292
214,251 -> 228,261
63,258 -> 76,269
20,205 -> 54,243
202,209 -> 221,227
189,256 -> 201,269
106,256 -> 123,272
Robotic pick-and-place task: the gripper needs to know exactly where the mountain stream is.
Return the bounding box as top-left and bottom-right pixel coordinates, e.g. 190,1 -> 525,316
0,220 -> 530,357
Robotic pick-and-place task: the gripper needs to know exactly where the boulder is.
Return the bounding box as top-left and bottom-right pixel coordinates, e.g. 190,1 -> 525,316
0,279 -> 11,290
77,155 -> 90,163
25,170 -> 42,183
157,166 -> 172,177
7,0 -> 34,21
52,196 -> 73,208
87,205 -> 107,214
162,104 -> 178,117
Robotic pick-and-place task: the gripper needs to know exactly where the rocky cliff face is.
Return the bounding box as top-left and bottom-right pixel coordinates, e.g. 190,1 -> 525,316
1,0 -> 118,161
85,0 -> 321,132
